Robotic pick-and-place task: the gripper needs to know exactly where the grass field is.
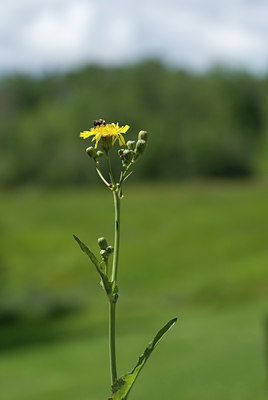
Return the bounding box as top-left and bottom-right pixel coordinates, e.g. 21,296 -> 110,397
0,181 -> 267,399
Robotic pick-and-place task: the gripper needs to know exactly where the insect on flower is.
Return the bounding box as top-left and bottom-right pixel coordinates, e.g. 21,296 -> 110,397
80,120 -> 130,149
93,119 -> 106,127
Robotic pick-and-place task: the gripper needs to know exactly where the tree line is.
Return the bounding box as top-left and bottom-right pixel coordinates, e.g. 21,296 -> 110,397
1,60 -> 268,187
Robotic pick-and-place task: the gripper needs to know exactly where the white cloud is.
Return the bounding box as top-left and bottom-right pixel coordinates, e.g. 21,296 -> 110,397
23,5 -> 90,52
0,0 -> 267,74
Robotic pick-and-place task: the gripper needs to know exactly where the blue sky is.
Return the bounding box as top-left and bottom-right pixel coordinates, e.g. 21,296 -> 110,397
1,0 -> 268,75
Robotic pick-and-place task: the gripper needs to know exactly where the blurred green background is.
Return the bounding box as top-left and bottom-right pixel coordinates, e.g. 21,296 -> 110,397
0,62 -> 267,399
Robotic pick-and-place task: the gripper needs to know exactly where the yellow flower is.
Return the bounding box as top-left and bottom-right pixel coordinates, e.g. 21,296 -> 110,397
80,122 -> 130,149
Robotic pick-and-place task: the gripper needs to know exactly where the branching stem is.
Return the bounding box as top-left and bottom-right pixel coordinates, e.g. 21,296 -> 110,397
95,165 -> 110,188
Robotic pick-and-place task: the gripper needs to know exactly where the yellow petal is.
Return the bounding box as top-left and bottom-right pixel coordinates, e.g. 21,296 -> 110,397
118,134 -> 125,146
80,130 -> 93,139
94,136 -> 101,148
121,125 -> 130,133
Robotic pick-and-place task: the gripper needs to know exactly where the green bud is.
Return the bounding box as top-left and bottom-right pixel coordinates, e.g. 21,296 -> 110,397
127,140 -> 136,150
96,150 -> 104,158
138,130 -> 149,142
135,139 -> 147,156
118,149 -> 124,159
100,249 -> 107,259
106,246 -> 114,254
123,149 -> 134,163
86,146 -> 97,159
98,237 -> 108,250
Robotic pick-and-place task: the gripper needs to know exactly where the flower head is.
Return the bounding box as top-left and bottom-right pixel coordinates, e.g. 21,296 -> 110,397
80,122 -> 130,150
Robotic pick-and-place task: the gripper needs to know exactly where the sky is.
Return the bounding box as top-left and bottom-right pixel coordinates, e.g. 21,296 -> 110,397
1,0 -> 268,75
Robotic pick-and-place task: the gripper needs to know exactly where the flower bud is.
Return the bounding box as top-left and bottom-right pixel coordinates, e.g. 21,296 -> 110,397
138,130 -> 149,142
106,246 -> 114,254
98,237 -> 108,250
86,146 -> 97,159
118,149 -> 124,159
100,249 -> 107,259
135,139 -> 147,156
127,141 -> 136,150
96,150 -> 104,158
123,149 -> 133,163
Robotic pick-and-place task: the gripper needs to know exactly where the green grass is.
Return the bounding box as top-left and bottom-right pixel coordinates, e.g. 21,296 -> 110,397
0,181 -> 267,399
0,301 -> 266,400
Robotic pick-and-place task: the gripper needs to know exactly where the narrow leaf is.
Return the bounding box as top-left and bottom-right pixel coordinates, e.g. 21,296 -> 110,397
73,235 -> 118,302
73,234 -> 100,269
108,317 -> 177,400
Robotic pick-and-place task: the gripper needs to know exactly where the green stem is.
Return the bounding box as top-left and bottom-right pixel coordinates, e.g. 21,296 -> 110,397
95,165 -> 110,188
106,151 -> 115,186
119,160 -> 135,187
109,302 -> 117,384
106,151 -> 121,385
111,190 -> 120,282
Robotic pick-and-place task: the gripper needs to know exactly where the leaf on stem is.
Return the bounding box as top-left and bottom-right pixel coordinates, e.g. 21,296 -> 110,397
108,317 -> 177,400
73,235 -> 118,303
